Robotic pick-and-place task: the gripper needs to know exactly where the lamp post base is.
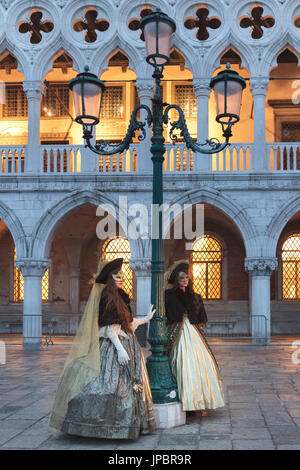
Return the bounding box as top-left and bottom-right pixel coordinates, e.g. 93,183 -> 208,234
146,354 -> 178,404
153,402 -> 186,429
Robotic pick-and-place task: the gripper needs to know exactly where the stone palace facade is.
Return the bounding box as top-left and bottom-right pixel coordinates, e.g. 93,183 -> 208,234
0,0 -> 300,344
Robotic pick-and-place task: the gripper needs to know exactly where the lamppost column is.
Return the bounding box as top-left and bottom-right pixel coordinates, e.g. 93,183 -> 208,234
245,257 -> 278,345
146,70 -> 178,405
193,78 -> 211,171
136,79 -> 154,172
250,78 -> 269,171
15,258 -> 51,345
23,81 -> 45,173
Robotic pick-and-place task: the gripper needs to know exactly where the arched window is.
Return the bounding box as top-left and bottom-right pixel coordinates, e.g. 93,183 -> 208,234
102,237 -> 133,298
191,235 -> 222,299
13,248 -> 49,302
282,234 -> 300,300
13,248 -> 24,302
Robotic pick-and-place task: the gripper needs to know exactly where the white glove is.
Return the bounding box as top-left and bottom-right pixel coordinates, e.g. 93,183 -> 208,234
130,304 -> 156,332
106,325 -> 130,365
145,304 -> 156,321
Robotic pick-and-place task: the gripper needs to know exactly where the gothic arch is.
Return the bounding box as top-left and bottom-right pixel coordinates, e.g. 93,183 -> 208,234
208,37 -> 256,77
0,200 -> 27,258
163,187 -> 258,258
262,34 -> 299,73
92,33 -> 145,78
35,39 -> 83,80
268,42 -> 300,72
169,39 -> 194,75
265,194 -> 300,258
0,39 -> 27,76
30,190 -> 147,261
102,46 -> 136,77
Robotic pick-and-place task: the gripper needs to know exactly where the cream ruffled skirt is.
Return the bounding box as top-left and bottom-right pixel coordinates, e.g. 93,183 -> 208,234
169,317 -> 225,411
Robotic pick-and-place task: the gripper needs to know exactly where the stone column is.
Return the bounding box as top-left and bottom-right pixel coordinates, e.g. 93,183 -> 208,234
193,78 -> 211,172
130,257 -> 152,346
23,81 -> 45,173
245,257 -> 278,345
63,238 -> 82,315
15,258 -> 51,345
136,79 -> 154,172
250,78 -> 269,171
69,267 -> 80,314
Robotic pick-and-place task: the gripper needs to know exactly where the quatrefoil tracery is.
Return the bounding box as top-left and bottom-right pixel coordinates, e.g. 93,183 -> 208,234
184,6 -> 221,41
128,6 -> 153,41
73,8 -> 109,43
294,16 -> 300,28
18,10 -> 54,44
239,5 -> 275,39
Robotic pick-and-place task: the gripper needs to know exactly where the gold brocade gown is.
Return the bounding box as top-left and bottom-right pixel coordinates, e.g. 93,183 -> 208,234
168,315 -> 225,411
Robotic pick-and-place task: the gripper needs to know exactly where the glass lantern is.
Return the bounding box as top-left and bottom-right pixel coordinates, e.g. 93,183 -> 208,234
210,63 -> 246,125
69,66 -> 106,126
140,8 -> 176,67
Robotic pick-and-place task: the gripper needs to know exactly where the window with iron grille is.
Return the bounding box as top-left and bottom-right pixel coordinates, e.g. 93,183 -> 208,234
2,84 -> 28,117
13,248 -> 24,302
280,122 -> 300,170
191,235 -> 222,300
175,85 -> 197,118
100,86 -> 123,119
134,86 -> 140,108
282,234 -> 300,300
13,247 -> 49,302
102,237 -> 133,298
281,122 -> 300,142
41,84 -> 70,117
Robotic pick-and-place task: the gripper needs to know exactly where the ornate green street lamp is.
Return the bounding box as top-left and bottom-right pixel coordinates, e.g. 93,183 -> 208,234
69,8 -> 246,404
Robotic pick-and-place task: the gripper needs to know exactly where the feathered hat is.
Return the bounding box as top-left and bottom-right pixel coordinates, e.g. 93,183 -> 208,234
91,258 -> 123,285
164,259 -> 190,289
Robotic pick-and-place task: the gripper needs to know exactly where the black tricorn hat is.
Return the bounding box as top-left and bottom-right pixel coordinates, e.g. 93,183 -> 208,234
168,260 -> 189,284
95,258 -> 123,284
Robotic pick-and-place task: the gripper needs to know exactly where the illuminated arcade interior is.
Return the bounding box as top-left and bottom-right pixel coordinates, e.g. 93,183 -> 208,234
11,233 -> 300,302
0,45 -> 299,150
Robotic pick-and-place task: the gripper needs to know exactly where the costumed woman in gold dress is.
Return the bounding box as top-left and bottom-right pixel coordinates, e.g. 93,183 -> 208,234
165,260 -> 225,415
49,258 -> 156,440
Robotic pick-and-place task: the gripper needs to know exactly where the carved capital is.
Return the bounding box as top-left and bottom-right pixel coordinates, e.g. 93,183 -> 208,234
136,79 -> 154,100
130,258 -> 152,277
0,0 -> 9,8
15,258 -> 51,277
69,267 -> 81,278
55,0 -> 68,7
250,78 -> 269,96
23,81 -> 45,100
244,257 -> 278,276
193,78 -> 211,98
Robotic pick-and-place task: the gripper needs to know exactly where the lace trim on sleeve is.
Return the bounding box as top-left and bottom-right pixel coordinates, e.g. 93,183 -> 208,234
99,324 -> 121,338
99,324 -> 128,339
